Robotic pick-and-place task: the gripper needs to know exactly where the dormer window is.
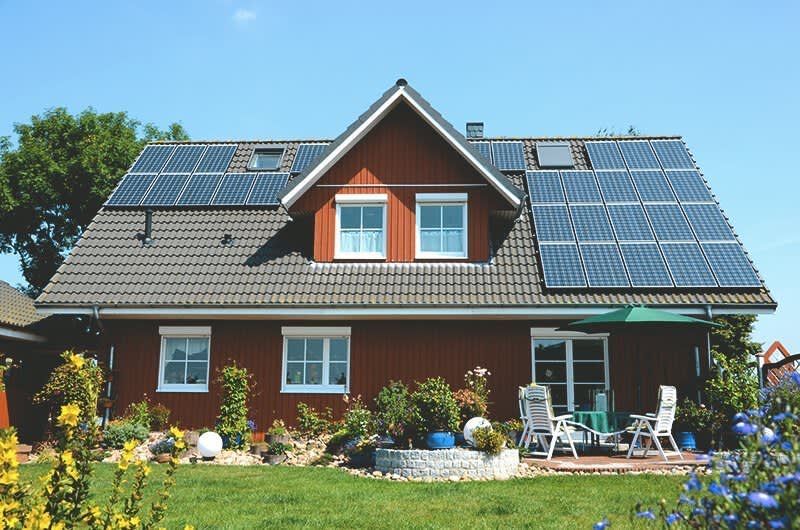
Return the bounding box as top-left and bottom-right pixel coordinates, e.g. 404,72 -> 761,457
416,193 -> 468,259
248,147 -> 284,170
335,194 -> 387,259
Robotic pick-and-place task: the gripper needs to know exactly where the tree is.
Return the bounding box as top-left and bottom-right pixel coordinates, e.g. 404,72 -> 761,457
710,314 -> 762,359
0,108 -> 188,295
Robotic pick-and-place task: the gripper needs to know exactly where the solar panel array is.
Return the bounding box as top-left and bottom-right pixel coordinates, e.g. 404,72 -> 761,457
291,143 -> 330,173
527,139 -> 761,288
107,143 -> 289,207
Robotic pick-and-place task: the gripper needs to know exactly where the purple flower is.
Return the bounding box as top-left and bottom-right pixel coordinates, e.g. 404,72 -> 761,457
748,491 -> 779,509
246,419 -> 256,431
593,518 -> 610,530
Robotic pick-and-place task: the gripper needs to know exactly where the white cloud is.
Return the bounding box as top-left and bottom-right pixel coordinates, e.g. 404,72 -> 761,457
232,8 -> 257,24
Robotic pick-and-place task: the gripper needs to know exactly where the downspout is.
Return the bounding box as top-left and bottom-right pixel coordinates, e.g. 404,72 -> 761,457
705,305 -> 713,405
104,345 -> 115,427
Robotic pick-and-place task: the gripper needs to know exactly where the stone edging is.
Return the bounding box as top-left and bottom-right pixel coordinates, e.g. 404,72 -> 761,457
374,447 -> 519,480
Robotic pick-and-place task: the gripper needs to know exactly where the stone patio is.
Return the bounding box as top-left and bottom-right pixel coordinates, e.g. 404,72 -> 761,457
522,450 -> 706,473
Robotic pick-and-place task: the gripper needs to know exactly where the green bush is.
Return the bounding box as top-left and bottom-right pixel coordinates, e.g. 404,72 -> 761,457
267,419 -> 288,436
265,441 -> 292,456
411,377 -> 460,433
674,398 -> 724,434
296,402 -> 334,437
343,396 -> 374,439
149,402 -> 171,431
472,426 -> 506,455
216,363 -> 253,449
374,380 -> 413,442
33,351 -> 104,426
102,420 -> 149,449
123,399 -> 151,428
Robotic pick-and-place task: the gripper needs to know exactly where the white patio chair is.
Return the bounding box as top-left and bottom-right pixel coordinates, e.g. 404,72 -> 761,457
522,385 -> 578,460
626,385 -> 683,462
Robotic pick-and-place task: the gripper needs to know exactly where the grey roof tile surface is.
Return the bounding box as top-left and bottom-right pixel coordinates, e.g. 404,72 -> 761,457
0,280 -> 44,328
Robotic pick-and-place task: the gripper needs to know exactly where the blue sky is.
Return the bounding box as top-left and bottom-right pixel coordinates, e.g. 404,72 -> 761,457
1,1 -> 798,351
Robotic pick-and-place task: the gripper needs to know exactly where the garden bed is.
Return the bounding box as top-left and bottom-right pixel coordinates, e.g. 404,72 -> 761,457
374,447 -> 519,480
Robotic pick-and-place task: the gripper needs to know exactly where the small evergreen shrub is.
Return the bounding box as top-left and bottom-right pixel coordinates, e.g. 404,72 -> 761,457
102,420 -> 149,449
472,426 -> 506,455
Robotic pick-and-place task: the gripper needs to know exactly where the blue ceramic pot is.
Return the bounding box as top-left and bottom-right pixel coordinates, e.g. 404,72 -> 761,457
426,431 -> 455,449
454,432 -> 466,446
677,431 -> 696,451
221,433 -> 243,449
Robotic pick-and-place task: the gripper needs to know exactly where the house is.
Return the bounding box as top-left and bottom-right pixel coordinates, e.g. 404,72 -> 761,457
34,80 -> 776,429
758,341 -> 797,386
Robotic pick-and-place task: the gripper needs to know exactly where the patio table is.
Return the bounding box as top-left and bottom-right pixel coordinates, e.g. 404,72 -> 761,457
570,411 -> 632,452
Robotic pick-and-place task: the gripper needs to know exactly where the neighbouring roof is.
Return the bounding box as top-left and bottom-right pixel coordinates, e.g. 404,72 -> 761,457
35,82 -> 776,313
0,280 -> 44,329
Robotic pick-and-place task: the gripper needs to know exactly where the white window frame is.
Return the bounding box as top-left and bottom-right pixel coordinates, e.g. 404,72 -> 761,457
415,193 -> 468,259
248,147 -> 284,170
530,328 -> 610,412
334,194 -> 388,259
157,326 -> 211,393
281,326 -> 351,394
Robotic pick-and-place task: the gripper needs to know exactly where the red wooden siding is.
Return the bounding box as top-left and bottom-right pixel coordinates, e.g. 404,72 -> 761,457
106,320 -> 708,430
290,103 -> 508,262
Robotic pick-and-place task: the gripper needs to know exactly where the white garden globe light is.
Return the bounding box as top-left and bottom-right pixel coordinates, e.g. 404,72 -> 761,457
198,431 -> 223,458
463,417 -> 491,446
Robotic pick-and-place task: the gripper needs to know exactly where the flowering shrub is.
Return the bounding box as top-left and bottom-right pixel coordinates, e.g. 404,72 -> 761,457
342,395 -> 374,439
464,366 -> 492,408
215,362 -> 253,449
598,371 -> 800,529
454,388 -> 487,428
33,351 -> 104,427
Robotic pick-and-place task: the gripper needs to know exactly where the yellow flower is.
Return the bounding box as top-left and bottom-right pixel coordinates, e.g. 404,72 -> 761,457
169,426 -> 184,440
57,403 -> 81,427
69,353 -> 86,371
51,522 -> 65,530
61,450 -> 74,466
123,440 -> 138,452
130,516 -> 140,526
117,459 -> 129,471
184,526 -> 195,530
175,439 -> 186,450
0,469 -> 19,485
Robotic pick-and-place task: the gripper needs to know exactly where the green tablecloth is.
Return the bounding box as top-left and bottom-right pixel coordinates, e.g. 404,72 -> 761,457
572,411 -> 632,434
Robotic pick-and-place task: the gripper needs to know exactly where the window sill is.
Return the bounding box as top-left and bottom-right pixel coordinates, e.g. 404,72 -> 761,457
156,386 -> 209,393
415,254 -> 469,260
333,253 -> 386,261
281,386 -> 348,394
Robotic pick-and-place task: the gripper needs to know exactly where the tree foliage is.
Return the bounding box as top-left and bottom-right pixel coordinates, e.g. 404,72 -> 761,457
710,315 -> 762,359
0,108 -> 187,295
596,125 -> 641,137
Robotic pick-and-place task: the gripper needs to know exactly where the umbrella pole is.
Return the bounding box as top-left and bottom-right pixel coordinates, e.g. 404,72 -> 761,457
636,342 -> 642,411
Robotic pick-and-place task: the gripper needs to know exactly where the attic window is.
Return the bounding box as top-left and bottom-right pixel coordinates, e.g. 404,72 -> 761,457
537,142 -> 574,168
248,147 -> 284,170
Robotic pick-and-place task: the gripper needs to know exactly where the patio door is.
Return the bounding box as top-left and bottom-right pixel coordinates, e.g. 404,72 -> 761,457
531,330 -> 610,414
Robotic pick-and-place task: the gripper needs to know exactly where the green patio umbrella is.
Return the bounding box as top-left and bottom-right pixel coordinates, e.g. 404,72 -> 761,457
561,305 -> 720,410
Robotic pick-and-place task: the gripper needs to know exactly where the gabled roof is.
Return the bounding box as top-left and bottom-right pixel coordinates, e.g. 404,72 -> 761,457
278,79 -> 525,209
0,280 -> 43,329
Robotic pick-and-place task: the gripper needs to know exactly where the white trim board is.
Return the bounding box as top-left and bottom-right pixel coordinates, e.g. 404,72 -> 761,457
0,326 -> 47,343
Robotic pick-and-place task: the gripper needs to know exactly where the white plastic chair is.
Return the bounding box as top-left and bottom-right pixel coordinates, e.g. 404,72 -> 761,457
626,385 -> 683,462
522,385 -> 578,460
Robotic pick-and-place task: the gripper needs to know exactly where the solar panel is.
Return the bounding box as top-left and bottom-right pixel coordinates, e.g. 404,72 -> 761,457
645,204 -> 695,241
701,243 -> 761,287
595,170 -> 638,202
162,144 -> 206,173
585,142 -> 626,170
195,145 -> 237,173
665,170 -> 712,202
532,205 -> 574,242
470,141 -> 493,163
176,174 -> 223,206
618,141 -> 660,169
291,144 -> 329,173
130,145 -> 175,173
246,173 -> 290,205
105,174 -> 156,206
561,171 -> 600,202
141,174 -> 189,206
619,243 -> 673,287
580,244 -> 630,287
630,170 -> 676,201
491,142 -> 526,171
607,204 -> 654,241
539,244 -> 586,287
526,171 -> 564,203
682,204 -> 735,241
660,243 -> 717,287
211,173 -> 256,205
570,205 -> 613,241
651,140 -> 695,169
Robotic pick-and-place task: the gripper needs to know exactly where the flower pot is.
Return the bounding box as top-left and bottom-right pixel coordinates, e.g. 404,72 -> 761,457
266,434 -> 291,445
221,433 -> 243,449
250,442 -> 268,455
454,432 -> 466,446
677,431 -> 697,451
154,453 -> 172,464
262,452 -> 286,465
425,431 -> 455,449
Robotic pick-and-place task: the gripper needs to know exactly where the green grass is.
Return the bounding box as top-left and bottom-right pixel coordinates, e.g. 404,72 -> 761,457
21,463 -> 683,529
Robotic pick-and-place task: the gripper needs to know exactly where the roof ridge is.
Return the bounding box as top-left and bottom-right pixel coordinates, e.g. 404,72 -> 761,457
145,135 -> 684,145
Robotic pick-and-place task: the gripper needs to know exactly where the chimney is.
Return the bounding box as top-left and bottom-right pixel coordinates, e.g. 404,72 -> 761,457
143,209 -> 153,245
466,122 -> 484,139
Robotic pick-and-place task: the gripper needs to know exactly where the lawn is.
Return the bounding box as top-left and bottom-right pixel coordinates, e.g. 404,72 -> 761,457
21,463 -> 684,529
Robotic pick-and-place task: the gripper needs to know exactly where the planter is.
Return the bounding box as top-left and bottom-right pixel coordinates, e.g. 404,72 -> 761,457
266,434 -> 291,445
262,452 -> 286,465
677,431 -> 697,451
250,442 -> 268,455
153,453 -> 172,464
425,431 -> 455,449
183,431 -> 199,447
221,433 -> 243,449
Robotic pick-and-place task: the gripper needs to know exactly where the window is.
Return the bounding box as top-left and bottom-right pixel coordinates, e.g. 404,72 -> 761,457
530,329 -> 608,415
416,193 -> 468,258
281,327 -> 350,393
157,326 -> 211,392
248,147 -> 284,170
335,194 -> 387,259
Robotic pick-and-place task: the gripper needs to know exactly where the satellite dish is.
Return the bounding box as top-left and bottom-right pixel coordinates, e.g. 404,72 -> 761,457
463,417 -> 491,446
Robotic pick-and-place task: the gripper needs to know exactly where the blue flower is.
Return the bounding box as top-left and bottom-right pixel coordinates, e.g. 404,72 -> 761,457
769,518 -> 788,529
747,521 -> 761,529
748,491 -> 779,509
666,513 -> 680,525
733,421 -> 758,436
593,518 -> 610,530
708,481 -> 729,496
723,514 -> 739,528
773,412 -> 798,422
635,511 -> 656,520
780,441 -> 793,451
790,372 -> 800,386
732,412 -> 749,423
679,494 -> 695,505
684,473 -> 703,492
